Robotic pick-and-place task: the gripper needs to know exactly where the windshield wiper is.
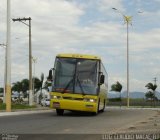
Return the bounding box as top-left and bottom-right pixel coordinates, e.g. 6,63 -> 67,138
76,74 -> 85,95
61,78 -> 73,94
61,73 -> 85,95
61,72 -> 76,93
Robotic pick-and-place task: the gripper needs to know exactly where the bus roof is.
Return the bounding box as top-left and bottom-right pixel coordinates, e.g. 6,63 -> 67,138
56,54 -> 101,60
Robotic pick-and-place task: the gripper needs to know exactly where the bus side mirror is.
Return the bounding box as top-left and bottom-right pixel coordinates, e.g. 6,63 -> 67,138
100,75 -> 105,85
48,69 -> 53,81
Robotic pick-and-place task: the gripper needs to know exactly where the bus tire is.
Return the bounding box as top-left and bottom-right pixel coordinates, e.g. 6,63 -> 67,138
56,109 -> 64,116
92,100 -> 100,115
102,100 -> 106,112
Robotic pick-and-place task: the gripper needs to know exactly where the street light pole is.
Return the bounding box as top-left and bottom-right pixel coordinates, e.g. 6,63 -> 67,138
12,17 -> 33,106
126,19 -> 130,108
6,0 -> 11,112
0,44 -> 6,103
112,8 -> 132,107
28,18 -> 33,106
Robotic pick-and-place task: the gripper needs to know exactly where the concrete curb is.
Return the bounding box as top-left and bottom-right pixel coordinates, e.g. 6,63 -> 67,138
106,106 -> 160,110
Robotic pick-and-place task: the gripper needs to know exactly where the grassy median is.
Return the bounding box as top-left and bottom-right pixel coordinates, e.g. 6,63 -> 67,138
0,103 -> 36,110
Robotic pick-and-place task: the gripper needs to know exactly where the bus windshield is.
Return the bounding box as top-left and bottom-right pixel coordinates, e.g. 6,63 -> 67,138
53,57 -> 98,95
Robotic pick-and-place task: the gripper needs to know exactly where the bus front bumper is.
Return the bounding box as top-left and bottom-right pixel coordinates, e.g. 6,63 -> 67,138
50,99 -> 97,112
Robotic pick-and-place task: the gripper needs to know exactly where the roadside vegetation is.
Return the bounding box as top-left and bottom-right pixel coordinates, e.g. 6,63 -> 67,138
0,73 -> 48,111
109,81 -> 160,108
108,98 -> 160,108
0,99 -> 36,110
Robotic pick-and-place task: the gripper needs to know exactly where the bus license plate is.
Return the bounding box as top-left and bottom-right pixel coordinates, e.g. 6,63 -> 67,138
53,102 -> 60,108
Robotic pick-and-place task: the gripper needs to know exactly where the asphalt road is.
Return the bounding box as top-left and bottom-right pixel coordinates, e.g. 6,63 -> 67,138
0,108 -> 159,140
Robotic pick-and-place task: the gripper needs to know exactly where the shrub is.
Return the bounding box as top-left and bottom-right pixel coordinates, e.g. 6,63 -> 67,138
108,98 -> 122,102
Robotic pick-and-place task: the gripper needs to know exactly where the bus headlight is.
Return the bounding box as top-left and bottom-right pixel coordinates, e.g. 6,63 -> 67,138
51,95 -> 61,99
84,98 -> 96,103
89,99 -> 95,102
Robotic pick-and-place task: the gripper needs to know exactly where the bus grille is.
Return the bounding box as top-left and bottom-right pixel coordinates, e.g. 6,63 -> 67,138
63,97 -> 83,101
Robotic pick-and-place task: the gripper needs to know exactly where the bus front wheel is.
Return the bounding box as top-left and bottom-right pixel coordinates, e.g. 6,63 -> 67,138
56,109 -> 64,116
102,100 -> 106,112
92,101 -> 100,115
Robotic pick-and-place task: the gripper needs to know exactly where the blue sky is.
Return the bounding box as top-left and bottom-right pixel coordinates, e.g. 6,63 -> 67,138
0,0 -> 160,92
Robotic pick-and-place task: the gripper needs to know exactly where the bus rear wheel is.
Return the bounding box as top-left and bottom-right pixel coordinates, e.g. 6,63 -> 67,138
56,109 -> 64,116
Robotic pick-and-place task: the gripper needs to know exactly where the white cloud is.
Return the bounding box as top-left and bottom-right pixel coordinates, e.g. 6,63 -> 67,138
12,0 -> 84,26
130,28 -> 160,53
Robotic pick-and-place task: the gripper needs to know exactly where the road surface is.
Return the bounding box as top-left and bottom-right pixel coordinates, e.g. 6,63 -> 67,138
0,108 -> 159,140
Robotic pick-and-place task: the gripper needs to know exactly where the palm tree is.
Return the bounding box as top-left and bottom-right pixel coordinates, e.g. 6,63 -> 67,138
12,79 -> 29,102
145,83 -> 157,91
111,81 -> 122,92
110,81 -> 123,106
12,81 -> 22,93
38,73 -> 44,103
34,77 -> 42,92
21,79 -> 29,94
43,80 -> 49,90
145,82 -> 157,107
40,73 -> 44,92
145,91 -> 155,100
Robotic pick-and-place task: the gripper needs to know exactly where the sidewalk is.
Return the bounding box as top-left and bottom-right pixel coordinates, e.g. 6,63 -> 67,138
0,105 -> 52,117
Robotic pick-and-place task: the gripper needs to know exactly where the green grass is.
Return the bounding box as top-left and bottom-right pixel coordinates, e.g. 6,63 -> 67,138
108,98 -> 160,108
0,103 -> 36,110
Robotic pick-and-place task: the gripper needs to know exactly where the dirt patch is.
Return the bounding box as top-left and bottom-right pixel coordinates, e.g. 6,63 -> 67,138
148,117 -> 154,120
128,126 -> 136,130
139,121 -> 148,124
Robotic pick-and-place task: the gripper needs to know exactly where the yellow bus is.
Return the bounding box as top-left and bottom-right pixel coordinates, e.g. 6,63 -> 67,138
48,54 -> 108,115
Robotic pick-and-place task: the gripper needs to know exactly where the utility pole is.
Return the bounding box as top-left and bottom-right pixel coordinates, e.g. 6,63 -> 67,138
153,77 -> 157,85
153,77 -> 157,107
12,17 -> 33,106
6,0 -> 11,112
0,44 -> 6,103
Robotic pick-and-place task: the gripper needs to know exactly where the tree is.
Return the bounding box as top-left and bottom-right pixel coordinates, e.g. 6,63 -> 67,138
38,73 -> 44,102
44,80 -> 52,90
111,81 -> 122,92
0,88 -> 4,98
12,81 -> 22,93
110,81 -> 123,106
12,78 -> 42,104
40,73 -> 44,91
145,82 -> 157,107
12,78 -> 42,94
0,88 -> 4,93
145,83 -> 157,91
34,77 -> 41,93
145,91 -> 155,100
21,79 -> 29,93
12,79 -> 29,100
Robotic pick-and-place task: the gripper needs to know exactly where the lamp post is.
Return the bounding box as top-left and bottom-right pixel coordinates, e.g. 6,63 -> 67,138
112,8 -> 132,107
0,44 -> 6,103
